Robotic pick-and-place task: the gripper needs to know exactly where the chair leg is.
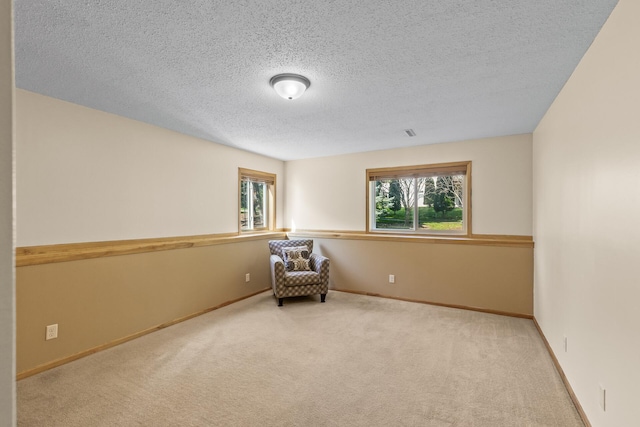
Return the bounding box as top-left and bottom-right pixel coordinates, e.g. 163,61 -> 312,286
321,293 -> 326,303
278,298 -> 284,307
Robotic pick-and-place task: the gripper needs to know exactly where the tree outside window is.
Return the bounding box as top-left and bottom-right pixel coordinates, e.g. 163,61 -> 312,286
367,162 -> 470,235
239,168 -> 275,232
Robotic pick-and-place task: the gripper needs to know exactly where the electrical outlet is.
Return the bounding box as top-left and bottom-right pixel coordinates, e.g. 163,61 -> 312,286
389,274 -> 395,284
599,384 -> 606,411
46,324 -> 58,340
564,335 -> 568,353
245,273 -> 250,282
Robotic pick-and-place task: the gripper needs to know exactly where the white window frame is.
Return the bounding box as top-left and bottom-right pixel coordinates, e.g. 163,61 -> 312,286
239,168 -> 276,232
366,161 -> 472,236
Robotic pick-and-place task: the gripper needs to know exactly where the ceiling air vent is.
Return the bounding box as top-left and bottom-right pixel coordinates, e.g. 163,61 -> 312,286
404,129 -> 416,137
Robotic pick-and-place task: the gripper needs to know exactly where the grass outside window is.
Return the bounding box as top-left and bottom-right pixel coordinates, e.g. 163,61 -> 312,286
239,168 -> 276,232
367,162 -> 471,236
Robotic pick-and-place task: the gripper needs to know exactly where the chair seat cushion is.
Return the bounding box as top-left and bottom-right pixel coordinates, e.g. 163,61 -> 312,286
284,270 -> 321,287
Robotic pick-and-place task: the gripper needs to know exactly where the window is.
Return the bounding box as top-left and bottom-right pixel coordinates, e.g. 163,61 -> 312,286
239,168 -> 276,232
367,161 -> 471,235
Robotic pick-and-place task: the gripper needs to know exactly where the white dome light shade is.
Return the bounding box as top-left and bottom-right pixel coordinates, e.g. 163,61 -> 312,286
270,74 -> 310,100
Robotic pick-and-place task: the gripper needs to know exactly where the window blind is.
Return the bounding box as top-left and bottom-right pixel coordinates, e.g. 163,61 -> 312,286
367,161 -> 470,181
239,168 -> 276,185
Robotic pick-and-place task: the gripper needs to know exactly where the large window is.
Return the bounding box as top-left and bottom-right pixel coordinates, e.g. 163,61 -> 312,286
367,161 -> 471,235
239,168 -> 276,232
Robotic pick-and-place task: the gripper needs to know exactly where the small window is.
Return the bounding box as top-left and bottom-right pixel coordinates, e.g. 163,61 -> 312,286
239,168 -> 276,232
367,161 -> 471,235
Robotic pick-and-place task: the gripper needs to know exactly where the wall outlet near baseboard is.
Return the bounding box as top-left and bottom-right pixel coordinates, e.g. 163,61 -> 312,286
389,274 -> 395,284
245,273 -> 250,282
46,324 -> 58,340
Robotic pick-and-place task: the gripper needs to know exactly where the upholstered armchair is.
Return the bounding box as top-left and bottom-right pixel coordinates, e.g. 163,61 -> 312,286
268,239 -> 330,306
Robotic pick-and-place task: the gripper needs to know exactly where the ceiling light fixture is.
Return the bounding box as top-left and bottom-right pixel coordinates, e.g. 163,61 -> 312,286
270,73 -> 310,100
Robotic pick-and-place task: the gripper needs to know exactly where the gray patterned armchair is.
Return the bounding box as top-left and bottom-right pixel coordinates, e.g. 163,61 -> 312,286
268,239 -> 329,306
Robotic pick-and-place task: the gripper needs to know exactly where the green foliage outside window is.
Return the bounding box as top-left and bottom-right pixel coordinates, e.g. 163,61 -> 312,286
373,175 -> 464,231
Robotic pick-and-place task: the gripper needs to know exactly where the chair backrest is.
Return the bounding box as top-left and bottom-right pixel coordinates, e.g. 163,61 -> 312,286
268,239 -> 314,256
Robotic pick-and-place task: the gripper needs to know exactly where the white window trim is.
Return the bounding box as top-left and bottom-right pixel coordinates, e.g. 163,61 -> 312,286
366,161 -> 472,236
239,168 -> 276,232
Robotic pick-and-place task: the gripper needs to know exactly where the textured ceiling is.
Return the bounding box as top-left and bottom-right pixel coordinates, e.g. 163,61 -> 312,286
15,0 -> 618,161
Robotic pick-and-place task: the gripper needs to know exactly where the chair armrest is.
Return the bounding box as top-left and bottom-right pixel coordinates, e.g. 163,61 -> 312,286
270,254 -> 284,265
309,253 -> 330,285
270,254 -> 286,286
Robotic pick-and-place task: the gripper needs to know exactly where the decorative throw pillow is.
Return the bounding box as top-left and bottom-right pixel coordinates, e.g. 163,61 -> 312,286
282,246 -> 311,271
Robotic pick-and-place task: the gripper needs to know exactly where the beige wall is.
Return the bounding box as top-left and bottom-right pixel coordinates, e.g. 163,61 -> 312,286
14,91 -> 288,376
533,0 -> 640,425
285,135 -> 534,322
16,234 -> 532,375
285,134 -> 532,236
0,0 -> 15,425
16,90 -> 285,246
16,237 -> 277,375
313,238 -> 532,316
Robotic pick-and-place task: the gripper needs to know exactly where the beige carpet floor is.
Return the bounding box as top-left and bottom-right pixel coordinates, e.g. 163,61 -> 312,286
18,291 -> 583,426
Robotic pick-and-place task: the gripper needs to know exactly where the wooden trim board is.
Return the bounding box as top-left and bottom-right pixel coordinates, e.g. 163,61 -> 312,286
16,231 -> 286,267
470,234 -> 533,241
532,317 -> 591,427
287,230 -> 533,248
16,229 -> 532,267
333,289 -> 533,319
